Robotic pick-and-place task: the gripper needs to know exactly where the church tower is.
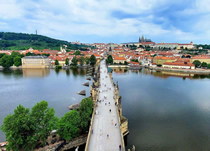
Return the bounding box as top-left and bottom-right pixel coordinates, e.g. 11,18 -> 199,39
141,35 -> 144,43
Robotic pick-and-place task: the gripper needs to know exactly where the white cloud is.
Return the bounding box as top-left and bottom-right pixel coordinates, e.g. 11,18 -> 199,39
0,0 -> 24,19
0,0 -> 210,43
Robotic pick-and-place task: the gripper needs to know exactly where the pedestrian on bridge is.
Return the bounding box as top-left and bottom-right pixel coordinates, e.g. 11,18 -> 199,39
119,144 -> 122,151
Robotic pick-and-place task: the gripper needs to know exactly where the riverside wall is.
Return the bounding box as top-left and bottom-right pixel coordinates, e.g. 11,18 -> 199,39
151,67 -> 210,73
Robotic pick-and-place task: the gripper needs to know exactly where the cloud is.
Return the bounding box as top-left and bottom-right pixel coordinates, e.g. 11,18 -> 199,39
0,0 -> 210,43
0,0 -> 24,19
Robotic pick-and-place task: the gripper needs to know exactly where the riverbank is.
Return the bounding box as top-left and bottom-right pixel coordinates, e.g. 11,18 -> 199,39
108,65 -> 129,68
150,67 -> 210,74
0,65 -> 91,71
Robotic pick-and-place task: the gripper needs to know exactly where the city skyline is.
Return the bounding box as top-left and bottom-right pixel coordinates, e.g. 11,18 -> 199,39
0,0 -> 210,44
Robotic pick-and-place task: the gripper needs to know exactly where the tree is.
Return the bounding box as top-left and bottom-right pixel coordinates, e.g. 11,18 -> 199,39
79,56 -> 85,66
73,50 -> 81,55
106,55 -> 113,64
26,52 -> 37,56
181,55 -> 186,58
79,97 -> 93,132
90,55 -> 96,66
31,101 -> 58,145
42,53 -> 50,57
131,59 -> 138,62
11,51 -> 21,57
124,61 -> 128,65
55,59 -> 59,65
65,58 -> 69,65
207,64 -> 210,69
1,105 -> 37,151
71,56 -> 78,66
0,53 -> 6,59
193,60 -> 201,68
85,57 -> 90,65
0,55 -> 13,68
57,110 -> 79,141
201,62 -> 208,68
14,56 -> 22,67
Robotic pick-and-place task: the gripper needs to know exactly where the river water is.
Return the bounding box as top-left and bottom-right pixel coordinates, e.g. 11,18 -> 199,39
0,68 -> 210,151
0,68 -> 91,142
112,68 -> 210,151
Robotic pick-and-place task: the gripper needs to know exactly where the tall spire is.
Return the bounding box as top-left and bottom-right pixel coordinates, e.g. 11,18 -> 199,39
141,35 -> 144,43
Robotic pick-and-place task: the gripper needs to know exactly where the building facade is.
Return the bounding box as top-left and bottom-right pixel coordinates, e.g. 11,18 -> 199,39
153,56 -> 176,65
162,62 -> 195,69
22,56 -> 51,68
190,56 -> 210,64
113,57 -> 126,64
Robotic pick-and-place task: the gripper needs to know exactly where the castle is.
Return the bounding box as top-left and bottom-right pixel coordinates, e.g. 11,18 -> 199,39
139,35 -> 152,43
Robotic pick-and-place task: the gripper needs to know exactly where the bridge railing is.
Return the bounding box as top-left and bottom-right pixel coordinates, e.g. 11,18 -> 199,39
115,91 -> 126,151
108,73 -> 126,151
85,88 -> 99,151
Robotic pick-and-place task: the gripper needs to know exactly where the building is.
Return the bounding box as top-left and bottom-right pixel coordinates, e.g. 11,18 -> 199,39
120,42 -> 141,47
154,42 -> 179,49
154,41 -> 194,50
93,43 -> 105,48
113,57 -> 126,64
141,42 -> 156,47
190,56 -> 210,64
153,56 -> 176,65
177,42 -> 194,49
162,62 -> 195,69
139,35 -> 152,43
114,47 -> 124,52
22,56 -> 51,68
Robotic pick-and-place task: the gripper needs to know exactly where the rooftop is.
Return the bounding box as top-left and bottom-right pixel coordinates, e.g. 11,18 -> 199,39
23,56 -> 48,59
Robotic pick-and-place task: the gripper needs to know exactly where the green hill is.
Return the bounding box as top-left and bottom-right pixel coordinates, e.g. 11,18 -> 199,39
0,32 -> 93,51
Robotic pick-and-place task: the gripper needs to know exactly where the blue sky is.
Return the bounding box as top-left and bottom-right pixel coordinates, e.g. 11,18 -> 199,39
0,0 -> 210,44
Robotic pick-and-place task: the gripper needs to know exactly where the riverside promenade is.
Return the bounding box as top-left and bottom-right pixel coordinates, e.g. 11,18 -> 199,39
87,60 -> 124,151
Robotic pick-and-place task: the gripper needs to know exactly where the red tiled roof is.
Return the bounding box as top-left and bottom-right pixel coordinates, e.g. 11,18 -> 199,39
191,56 -> 210,59
154,56 -> 176,60
130,62 -> 139,65
156,43 -> 179,45
114,57 -> 126,61
141,42 -> 156,45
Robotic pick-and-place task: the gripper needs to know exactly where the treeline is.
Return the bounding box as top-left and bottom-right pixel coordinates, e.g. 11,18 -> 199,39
0,32 -> 94,51
1,98 -> 93,150
0,51 -> 50,68
0,51 -> 24,68
193,60 -> 210,69
196,44 -> 210,49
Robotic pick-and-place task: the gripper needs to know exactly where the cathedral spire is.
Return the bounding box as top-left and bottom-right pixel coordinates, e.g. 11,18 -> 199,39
141,35 -> 144,42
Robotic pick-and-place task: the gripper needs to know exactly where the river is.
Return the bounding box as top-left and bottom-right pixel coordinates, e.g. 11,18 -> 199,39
1,68 -> 210,151
112,68 -> 210,151
0,68 -> 91,142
